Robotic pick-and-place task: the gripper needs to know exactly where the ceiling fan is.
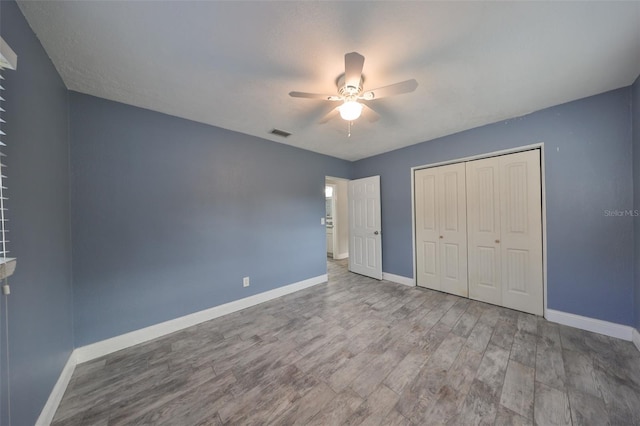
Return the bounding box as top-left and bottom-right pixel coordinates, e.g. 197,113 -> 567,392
289,52 -> 418,126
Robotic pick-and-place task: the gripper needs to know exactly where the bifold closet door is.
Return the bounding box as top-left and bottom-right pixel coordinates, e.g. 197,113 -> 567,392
415,163 -> 468,297
466,150 -> 543,315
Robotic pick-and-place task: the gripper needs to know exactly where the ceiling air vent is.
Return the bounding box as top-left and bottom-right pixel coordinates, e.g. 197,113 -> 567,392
270,128 -> 292,138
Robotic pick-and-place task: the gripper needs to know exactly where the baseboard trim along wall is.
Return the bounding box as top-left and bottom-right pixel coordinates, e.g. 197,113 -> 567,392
333,252 -> 348,260
633,329 -> 640,353
37,281 -> 636,425
382,272 -> 415,287
36,351 -> 77,426
546,309 -> 635,342
74,274 -> 327,363
37,274 -> 328,425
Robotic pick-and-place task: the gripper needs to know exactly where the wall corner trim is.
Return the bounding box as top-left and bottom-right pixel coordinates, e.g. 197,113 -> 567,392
545,309 -> 634,341
382,272 -> 415,287
74,274 -> 327,364
633,328 -> 640,353
36,351 -> 77,426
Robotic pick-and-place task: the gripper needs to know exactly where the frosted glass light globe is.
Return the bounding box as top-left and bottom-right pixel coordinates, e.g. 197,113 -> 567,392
339,101 -> 363,121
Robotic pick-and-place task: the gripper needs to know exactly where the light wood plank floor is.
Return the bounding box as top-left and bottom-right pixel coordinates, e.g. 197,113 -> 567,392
53,259 -> 640,425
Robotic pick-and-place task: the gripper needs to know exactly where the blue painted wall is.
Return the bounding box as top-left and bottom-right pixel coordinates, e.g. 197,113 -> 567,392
0,1 -> 74,425
70,93 -> 350,346
2,1 -> 639,422
633,75 -> 640,332
353,88 -> 635,325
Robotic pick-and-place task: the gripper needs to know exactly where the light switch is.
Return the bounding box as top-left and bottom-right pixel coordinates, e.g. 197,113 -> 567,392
321,217 -> 325,225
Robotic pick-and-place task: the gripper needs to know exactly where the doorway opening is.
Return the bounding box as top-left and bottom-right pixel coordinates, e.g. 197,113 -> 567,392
325,177 -> 349,275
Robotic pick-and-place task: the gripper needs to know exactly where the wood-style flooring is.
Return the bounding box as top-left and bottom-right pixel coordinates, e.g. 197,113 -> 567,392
52,259 -> 640,425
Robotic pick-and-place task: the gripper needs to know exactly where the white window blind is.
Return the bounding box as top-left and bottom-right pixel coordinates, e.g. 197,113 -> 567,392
0,36 -> 16,279
0,36 -> 17,426
0,71 -> 8,259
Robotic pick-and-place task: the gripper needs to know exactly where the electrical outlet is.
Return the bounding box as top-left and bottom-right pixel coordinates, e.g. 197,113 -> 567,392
243,277 -> 250,287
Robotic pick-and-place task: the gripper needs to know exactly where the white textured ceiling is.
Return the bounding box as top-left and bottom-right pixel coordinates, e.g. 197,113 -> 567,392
18,1 -> 640,161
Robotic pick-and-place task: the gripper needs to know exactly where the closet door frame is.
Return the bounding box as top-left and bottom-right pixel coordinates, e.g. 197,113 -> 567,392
411,143 -> 547,317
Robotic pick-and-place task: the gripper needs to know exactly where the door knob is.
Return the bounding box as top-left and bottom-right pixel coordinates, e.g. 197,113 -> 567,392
439,235 -> 443,239
374,231 -> 379,235
495,239 -> 500,243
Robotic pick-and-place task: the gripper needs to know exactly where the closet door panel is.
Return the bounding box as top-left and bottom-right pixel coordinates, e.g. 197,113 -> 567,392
500,150 -> 543,315
466,158 -> 501,305
415,170 -> 440,290
415,163 -> 467,295
439,164 -> 468,296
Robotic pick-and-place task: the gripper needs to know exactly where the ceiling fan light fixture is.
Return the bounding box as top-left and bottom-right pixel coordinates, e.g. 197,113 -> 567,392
289,52 -> 418,127
339,100 -> 363,121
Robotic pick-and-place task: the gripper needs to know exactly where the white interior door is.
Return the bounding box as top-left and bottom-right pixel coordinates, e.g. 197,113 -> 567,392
415,169 -> 440,289
499,150 -> 543,315
466,157 -> 502,305
467,150 -> 543,315
440,165 -> 468,296
349,176 -> 382,279
415,163 -> 468,296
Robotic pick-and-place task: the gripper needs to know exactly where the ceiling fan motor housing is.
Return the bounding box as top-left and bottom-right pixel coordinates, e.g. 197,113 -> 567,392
337,74 -> 363,97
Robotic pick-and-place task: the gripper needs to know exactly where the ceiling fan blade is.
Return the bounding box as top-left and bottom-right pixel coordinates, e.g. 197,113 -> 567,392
318,107 -> 340,124
344,52 -> 365,88
361,79 -> 418,100
361,103 -> 380,123
289,91 -> 341,101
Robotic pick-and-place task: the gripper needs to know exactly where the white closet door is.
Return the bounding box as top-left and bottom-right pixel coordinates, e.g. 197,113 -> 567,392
499,150 -> 543,315
466,157 -> 502,305
439,164 -> 468,296
467,150 -> 543,315
415,163 -> 467,296
415,169 -> 440,290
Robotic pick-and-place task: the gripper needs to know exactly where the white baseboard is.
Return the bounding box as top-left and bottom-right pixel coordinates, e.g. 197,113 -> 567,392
333,252 -> 348,260
545,309 -> 634,341
633,328 -> 640,352
74,274 -> 327,363
382,272 -> 415,287
36,274 -> 327,424
36,351 -> 77,426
